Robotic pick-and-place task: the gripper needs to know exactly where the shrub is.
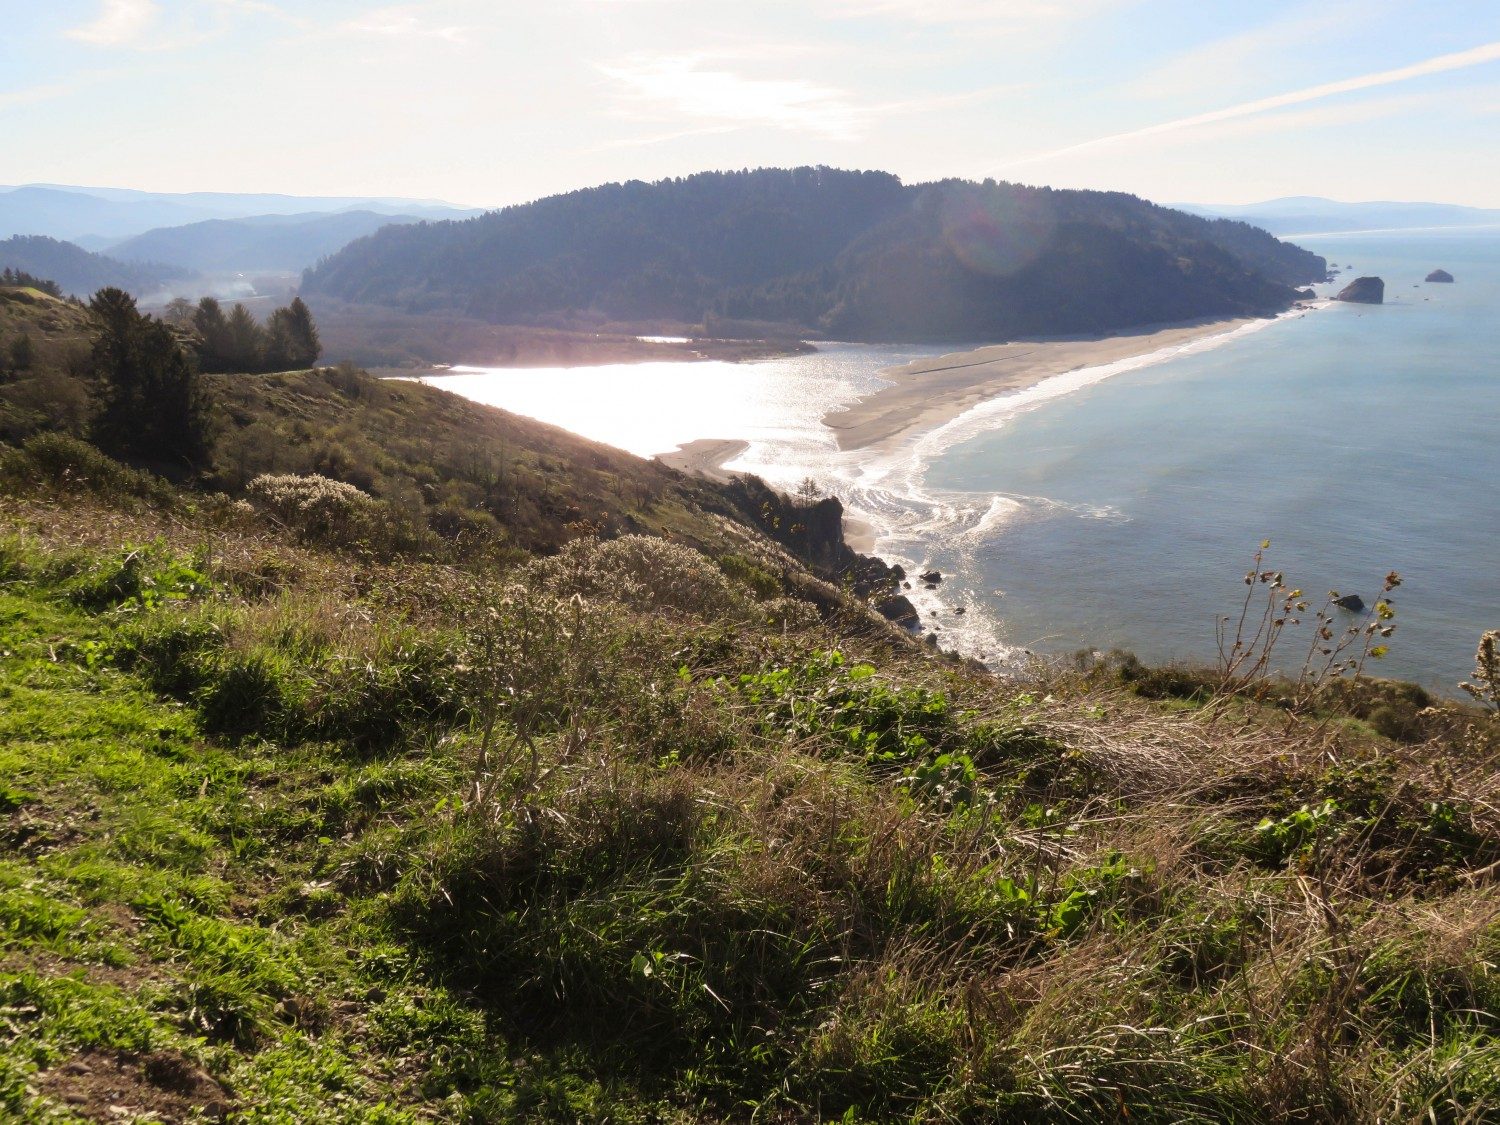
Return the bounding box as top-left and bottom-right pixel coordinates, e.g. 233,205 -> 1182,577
0,431 -> 173,504
246,472 -> 374,543
525,535 -> 747,618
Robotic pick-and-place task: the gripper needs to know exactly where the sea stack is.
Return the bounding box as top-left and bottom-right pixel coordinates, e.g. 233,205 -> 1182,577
1426,269 -> 1455,283
1335,276 -> 1385,305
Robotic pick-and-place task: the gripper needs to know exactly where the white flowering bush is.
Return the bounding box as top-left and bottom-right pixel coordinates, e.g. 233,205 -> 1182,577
525,535 -> 746,618
246,473 -> 374,542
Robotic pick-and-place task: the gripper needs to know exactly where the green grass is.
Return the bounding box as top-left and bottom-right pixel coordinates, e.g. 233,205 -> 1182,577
2,415 -> 1498,1120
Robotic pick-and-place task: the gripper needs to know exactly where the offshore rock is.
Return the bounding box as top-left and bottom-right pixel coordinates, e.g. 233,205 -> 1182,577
1334,594 -> 1366,612
1426,269 -> 1455,283
1335,276 -> 1384,304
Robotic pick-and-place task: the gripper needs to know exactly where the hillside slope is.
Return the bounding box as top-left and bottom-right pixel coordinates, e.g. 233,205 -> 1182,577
2,275 -> 1498,1118
0,235 -> 186,298
1,416 -> 1496,1123
109,211 -> 425,274
301,167 -> 1327,341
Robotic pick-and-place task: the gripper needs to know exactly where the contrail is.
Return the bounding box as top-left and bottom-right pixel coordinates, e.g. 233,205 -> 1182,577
996,39 -> 1500,169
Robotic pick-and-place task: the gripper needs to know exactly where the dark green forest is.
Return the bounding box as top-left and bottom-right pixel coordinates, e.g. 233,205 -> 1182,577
302,167 -> 1327,341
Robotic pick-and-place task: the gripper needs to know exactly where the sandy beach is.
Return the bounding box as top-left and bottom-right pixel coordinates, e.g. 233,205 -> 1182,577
655,438 -> 749,480
823,317 -> 1258,453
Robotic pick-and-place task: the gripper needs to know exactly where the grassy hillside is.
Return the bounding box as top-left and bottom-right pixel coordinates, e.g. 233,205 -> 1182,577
2,442 -> 1498,1123
3,274 -> 1499,1123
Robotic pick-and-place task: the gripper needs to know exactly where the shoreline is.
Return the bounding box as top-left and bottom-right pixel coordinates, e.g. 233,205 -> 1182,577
654,438 -> 750,481
823,316 -> 1264,454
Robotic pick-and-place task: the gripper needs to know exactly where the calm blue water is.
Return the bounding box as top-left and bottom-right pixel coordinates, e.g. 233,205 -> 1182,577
920,230 -> 1500,692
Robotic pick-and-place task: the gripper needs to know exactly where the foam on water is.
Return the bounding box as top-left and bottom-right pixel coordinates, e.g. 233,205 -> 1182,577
422,232 -> 1497,688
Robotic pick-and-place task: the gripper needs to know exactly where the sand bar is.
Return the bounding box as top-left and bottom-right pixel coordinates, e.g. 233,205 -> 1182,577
824,316 -> 1258,453
655,438 -> 749,480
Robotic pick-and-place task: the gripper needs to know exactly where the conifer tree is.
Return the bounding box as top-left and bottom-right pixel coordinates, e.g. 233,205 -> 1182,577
192,297 -> 232,373
285,296 -> 321,366
225,303 -> 266,372
89,287 -> 212,466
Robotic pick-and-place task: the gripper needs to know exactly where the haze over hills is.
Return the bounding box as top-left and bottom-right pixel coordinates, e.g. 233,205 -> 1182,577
302,167 -> 1326,343
0,234 -> 186,298
0,183 -> 478,243
1177,197 -> 1500,236
106,210 -> 429,275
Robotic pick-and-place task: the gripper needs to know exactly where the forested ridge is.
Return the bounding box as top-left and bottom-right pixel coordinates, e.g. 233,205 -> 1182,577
0,234 -> 185,299
302,167 -> 1327,340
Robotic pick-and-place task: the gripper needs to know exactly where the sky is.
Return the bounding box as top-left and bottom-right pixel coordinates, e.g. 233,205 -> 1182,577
4,0 -> 1500,208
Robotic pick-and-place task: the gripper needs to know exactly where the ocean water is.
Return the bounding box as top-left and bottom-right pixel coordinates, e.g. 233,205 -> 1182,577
916,229 -> 1500,691
423,229 -> 1498,694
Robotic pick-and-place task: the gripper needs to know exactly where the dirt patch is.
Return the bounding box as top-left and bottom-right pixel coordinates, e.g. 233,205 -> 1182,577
33,1049 -> 230,1122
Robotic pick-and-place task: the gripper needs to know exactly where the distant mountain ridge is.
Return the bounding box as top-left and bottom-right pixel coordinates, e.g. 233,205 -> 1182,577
301,167 -> 1326,343
107,210 -> 427,274
1176,196 -> 1500,236
0,235 -> 185,298
0,183 -> 478,243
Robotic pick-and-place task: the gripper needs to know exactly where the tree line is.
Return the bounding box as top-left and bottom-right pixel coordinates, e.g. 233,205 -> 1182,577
6,282 -> 326,469
1,267 -> 65,298
164,295 -> 321,373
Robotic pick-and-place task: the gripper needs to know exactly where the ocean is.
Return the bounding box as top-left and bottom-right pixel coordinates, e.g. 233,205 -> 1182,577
422,229 -> 1499,695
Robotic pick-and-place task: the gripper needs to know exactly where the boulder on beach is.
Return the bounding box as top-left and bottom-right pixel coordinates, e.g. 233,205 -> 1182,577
1335,276 -> 1384,305
876,593 -> 920,629
1426,269 -> 1455,283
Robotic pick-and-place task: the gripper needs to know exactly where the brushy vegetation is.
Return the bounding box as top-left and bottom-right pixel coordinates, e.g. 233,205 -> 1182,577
3,449 -> 1498,1121
2,284 -> 1498,1121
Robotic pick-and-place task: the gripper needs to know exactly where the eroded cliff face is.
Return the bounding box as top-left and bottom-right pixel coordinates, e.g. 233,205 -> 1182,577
1336,276 -> 1385,304
720,475 -> 917,628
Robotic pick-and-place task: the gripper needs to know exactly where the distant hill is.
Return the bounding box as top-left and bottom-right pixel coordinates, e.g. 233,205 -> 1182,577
1176,196 -> 1500,236
301,167 -> 1326,343
0,235 -> 186,298
0,183 -> 478,243
107,210 -> 426,274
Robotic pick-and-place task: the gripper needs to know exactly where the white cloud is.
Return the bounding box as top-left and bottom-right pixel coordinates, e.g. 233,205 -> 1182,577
600,56 -> 864,138
0,83 -> 72,113
341,5 -> 468,43
1000,39 -> 1500,169
1126,5 -> 1364,101
65,0 -> 161,46
599,52 -> 1021,145
831,0 -> 1125,26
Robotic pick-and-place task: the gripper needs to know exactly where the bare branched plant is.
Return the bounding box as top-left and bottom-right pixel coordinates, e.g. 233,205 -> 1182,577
1459,630 -> 1500,713
1215,540 -> 1400,709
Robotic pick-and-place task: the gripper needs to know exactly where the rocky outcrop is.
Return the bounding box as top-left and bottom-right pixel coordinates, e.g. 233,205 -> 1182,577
1296,288 -> 1317,299
720,474 -> 913,626
1426,269 -> 1455,283
875,593 -> 920,629
1335,277 -> 1384,305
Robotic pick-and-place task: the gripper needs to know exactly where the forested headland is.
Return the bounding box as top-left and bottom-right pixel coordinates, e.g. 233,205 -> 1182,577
302,167 -> 1327,341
